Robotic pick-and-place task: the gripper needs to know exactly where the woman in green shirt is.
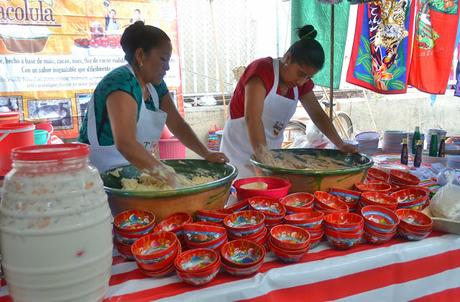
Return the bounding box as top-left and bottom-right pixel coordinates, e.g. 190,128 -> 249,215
79,21 -> 228,181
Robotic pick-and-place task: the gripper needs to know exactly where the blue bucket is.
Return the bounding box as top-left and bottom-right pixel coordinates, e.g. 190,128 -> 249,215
34,129 -> 50,145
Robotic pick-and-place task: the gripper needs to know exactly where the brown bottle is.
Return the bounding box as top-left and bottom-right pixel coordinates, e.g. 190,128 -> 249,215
414,140 -> 423,168
438,136 -> 446,157
400,138 -> 408,165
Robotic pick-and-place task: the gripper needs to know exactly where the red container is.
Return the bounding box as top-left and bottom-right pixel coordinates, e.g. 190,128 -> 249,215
248,196 -> 286,219
390,188 -> 429,208
0,112 -> 20,124
361,192 -> 398,211
153,212 -> 192,233
158,138 -> 186,159
0,122 -> 35,176
233,177 -> 292,200
361,205 -> 399,231
279,192 -> 315,214
396,209 -> 432,232
131,231 -> 178,260
367,168 -> 390,182
270,225 -> 310,250
390,170 -> 420,186
355,182 -> 392,193
220,239 -> 265,268
113,209 -> 156,234
314,191 -> 349,214
224,199 -> 250,213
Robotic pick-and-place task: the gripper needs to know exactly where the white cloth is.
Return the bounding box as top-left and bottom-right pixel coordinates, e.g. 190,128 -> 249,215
87,65 -> 167,172
220,59 -> 298,179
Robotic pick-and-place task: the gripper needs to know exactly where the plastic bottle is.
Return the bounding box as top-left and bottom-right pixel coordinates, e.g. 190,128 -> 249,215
414,140 -> 423,167
429,134 -> 439,157
438,136 -> 446,157
411,126 -> 421,155
400,138 -> 408,165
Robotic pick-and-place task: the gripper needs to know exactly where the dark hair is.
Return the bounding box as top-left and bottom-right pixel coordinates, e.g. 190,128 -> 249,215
120,21 -> 171,64
287,25 -> 325,70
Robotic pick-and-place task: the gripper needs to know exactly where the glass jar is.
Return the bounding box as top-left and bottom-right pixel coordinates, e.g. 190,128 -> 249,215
0,143 -> 112,302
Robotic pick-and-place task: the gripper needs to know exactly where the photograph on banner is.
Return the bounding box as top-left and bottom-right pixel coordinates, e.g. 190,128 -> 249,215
0,96 -> 22,114
76,93 -> 92,126
26,98 -> 74,130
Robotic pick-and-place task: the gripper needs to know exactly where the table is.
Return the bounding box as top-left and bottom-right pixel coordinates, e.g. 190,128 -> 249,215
3,233 -> 457,302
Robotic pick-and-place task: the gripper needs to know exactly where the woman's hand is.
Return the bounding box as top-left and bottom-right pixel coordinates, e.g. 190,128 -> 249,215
204,151 -> 229,164
145,163 -> 178,188
337,142 -> 359,154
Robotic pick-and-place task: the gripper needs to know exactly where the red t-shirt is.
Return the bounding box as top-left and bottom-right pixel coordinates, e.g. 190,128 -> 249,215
229,57 -> 314,119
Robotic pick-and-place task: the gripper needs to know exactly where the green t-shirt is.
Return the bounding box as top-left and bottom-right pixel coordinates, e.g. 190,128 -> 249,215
78,65 -> 169,146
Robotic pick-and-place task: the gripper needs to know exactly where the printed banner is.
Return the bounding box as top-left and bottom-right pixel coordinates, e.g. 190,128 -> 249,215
408,0 -> 459,95
0,0 -> 183,139
346,0 -> 416,94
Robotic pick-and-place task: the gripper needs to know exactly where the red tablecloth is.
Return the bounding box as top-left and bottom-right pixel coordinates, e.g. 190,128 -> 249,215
5,233 -> 458,301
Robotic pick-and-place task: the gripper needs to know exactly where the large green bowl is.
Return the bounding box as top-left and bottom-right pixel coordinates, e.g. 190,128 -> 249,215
101,160 -> 237,220
250,148 -> 373,193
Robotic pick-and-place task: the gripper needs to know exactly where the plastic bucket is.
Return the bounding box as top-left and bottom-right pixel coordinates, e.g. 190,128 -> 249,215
34,129 -> 51,145
0,122 -> 35,176
0,112 -> 20,125
158,138 -> 186,159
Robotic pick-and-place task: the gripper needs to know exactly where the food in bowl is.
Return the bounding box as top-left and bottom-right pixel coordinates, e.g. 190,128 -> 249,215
265,151 -> 355,170
1,25 -> 51,53
240,181 -> 268,190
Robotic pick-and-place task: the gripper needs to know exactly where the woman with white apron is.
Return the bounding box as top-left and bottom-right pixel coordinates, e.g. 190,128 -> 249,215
221,25 -> 357,179
79,21 -> 228,180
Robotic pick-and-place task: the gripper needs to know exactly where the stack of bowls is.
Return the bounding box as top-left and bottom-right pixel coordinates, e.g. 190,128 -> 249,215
113,209 -> 156,259
279,192 -> 315,214
131,231 -> 179,277
383,130 -> 407,153
355,182 -> 392,193
323,212 -> 363,249
284,211 -> 324,248
223,210 -> 265,240
361,205 -> 399,244
182,223 -> 228,251
366,168 -> 390,183
329,188 -> 361,212
360,192 -> 398,211
355,131 -> 380,154
396,209 -> 432,241
389,170 -> 421,188
195,209 -> 228,225
174,248 -> 221,286
154,212 -> 193,247
269,225 -> 311,263
220,239 -> 265,276
314,191 -> 349,214
248,196 -> 286,228
390,188 -> 430,210
233,177 -> 292,200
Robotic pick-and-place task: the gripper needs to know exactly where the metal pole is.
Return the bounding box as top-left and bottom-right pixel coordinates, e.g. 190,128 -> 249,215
329,3 -> 334,120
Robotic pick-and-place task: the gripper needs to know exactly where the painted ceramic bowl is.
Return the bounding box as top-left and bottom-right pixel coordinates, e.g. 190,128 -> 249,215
113,209 -> 155,234
366,168 -> 390,182
138,262 -> 176,278
284,211 -> 324,229
130,231 -> 178,260
360,192 -> 398,211
269,238 -> 309,263
224,199 -> 250,213
114,240 -> 134,259
248,196 -> 286,218
153,212 -> 192,234
279,192 -> 315,214
390,170 -> 420,186
397,224 -> 431,241
270,224 -> 310,250
323,212 -> 363,233
234,177 -> 292,200
314,191 -> 349,214
396,209 -> 432,232
324,228 -> 362,250
220,239 -> 265,268
183,223 -> 227,248
361,205 -> 399,232
363,225 -> 396,244
355,182 -> 392,193
221,259 -> 264,276
175,248 -> 220,273
329,188 -> 361,211
390,188 -> 429,210
223,210 -> 265,237
195,209 -> 228,224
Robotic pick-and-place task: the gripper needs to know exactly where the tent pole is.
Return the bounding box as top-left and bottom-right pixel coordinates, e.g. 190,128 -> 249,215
329,3 -> 334,120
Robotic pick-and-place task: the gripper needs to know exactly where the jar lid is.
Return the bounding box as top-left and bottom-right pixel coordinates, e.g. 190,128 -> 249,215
12,143 -> 90,161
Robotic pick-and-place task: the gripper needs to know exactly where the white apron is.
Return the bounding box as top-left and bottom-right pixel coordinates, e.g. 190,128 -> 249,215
87,65 -> 167,172
220,59 -> 299,179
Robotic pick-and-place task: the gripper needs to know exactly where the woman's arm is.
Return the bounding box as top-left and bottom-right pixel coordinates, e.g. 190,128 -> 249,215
106,91 -> 161,170
161,93 -> 228,163
300,91 -> 358,153
244,76 -> 268,154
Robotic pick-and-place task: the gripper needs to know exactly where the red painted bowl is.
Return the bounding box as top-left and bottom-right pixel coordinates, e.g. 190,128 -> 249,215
390,188 -> 429,210
234,177 -> 292,200
130,231 -> 178,260
220,239 -> 265,268
223,210 -> 265,237
279,192 -> 315,214
361,205 -> 399,232
195,209 -> 228,224
329,188 -> 361,209
367,168 -> 390,182
361,192 -> 398,211
113,209 -> 155,234
270,224 -> 310,250
248,196 -> 286,218
153,212 -> 192,234
224,199 -> 250,213
390,170 -> 420,186
363,225 -> 396,244
398,224 -> 431,241
324,228 -> 362,250
323,212 -> 363,233
221,259 -> 263,276
174,248 -> 220,273
284,211 -> 324,229
314,191 -> 349,213
355,182 -> 392,193
183,223 -> 227,247
396,209 -> 432,232
269,238 -> 309,263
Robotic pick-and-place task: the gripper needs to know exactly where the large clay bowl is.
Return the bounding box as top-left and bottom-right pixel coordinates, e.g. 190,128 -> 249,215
101,160 -> 237,221
250,149 -> 373,194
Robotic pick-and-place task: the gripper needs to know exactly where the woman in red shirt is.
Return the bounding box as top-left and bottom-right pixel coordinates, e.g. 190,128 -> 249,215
220,25 -> 357,178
